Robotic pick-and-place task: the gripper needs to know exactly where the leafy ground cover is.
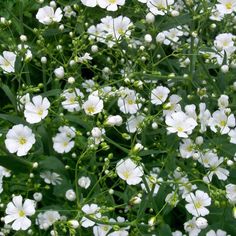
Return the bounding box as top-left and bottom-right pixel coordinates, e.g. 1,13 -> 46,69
0,0 -> 236,235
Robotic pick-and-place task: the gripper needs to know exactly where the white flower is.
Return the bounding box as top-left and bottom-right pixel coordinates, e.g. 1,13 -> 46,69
91,127 -> 105,145
36,6 -> 63,25
165,192 -> 179,207
97,0 -> 125,11
58,126 -> 76,139
116,158 -> 143,185
69,220 -> 79,229
78,176 -> 91,189
141,174 -> 161,196
93,224 -> 112,236
118,88 -> 141,114
0,51 -> 16,73
228,128 -> 236,144
53,133 -> 75,153
82,95 -> 104,116
107,217 -> 130,236
17,93 -> 30,111
185,104 -> 197,120
126,114 -> 145,133
54,66 -> 64,79
77,53 -> 93,63
81,0 -> 97,7
151,86 -> 170,105
195,217 -> 208,229
203,156 -> 229,183
147,0 -> 174,15
206,229 -> 228,236
185,190 -> 211,217
52,126 -> 75,153
225,183 -> 236,204
179,139 -> 195,159
17,44 -> 32,61
163,94 -> 182,116
4,195 -> 35,231
36,210 -> 60,230
63,6 -> 76,18
5,124 -> 36,156
156,32 -> 166,43
105,115 -> 123,126
209,110 -> 235,134
198,103 -> 211,133
165,111 -> 198,138
33,192 -> 42,202
163,27 -> 183,45
213,33 -> 236,61
216,0 -> 236,15
40,171 -> 62,185
184,217 -> 201,236
24,95 -> 50,124
112,16 -> 133,40
61,88 -> 84,112
218,95 -> 229,109
81,204 -> 101,228
65,189 -> 76,201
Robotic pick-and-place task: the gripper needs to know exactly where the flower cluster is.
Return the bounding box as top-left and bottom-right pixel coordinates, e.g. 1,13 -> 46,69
0,0 -> 236,235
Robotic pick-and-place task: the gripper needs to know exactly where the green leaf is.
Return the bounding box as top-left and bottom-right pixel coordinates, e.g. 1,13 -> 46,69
0,155 -> 33,173
65,114 -> 93,130
1,84 -> 17,108
41,89 -> 61,97
105,136 -> 129,153
39,156 -> 66,174
139,149 -> 166,157
158,224 -> 172,236
0,114 -> 26,125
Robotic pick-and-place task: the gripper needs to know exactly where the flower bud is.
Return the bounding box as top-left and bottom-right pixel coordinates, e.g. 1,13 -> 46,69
68,220 -> 79,229
196,217 -> 208,229
54,66 -> 65,79
146,13 -> 155,23
33,192 -> 43,202
78,176 -> 91,189
65,189 -> 76,201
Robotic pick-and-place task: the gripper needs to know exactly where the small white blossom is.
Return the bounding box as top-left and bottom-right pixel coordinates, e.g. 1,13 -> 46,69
116,158 -> 143,185
24,95 -> 50,124
185,190 -> 211,217
5,124 -> 36,156
40,171 -> 62,185
0,51 -> 16,73
165,111 -> 197,138
36,6 -> 62,25
78,176 -> 91,189
4,195 -> 35,231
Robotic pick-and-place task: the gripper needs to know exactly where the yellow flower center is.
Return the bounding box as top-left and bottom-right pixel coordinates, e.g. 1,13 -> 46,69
63,141 -> 68,147
102,225 -> 109,231
108,0 -> 116,3
37,108 -> 44,116
69,97 -> 75,104
118,28 -> 124,35
18,210 -> 25,217
226,2 -> 232,9
223,41 -> 229,47
127,99 -> 134,105
19,137 -> 27,145
177,127 -> 184,132
219,120 -> 226,127
87,106 -> 95,114
123,171 -> 130,179
3,59 -> 10,67
187,145 -> 193,152
194,201 -> 202,209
